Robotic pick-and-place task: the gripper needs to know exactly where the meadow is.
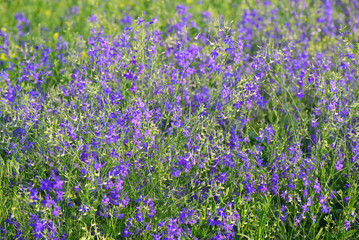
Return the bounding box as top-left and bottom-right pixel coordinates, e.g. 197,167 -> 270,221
0,0 -> 359,239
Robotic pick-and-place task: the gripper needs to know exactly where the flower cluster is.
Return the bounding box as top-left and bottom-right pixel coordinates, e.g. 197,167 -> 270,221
1,0 -> 359,239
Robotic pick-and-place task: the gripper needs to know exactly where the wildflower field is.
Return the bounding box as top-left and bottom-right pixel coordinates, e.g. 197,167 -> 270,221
1,0 -> 359,239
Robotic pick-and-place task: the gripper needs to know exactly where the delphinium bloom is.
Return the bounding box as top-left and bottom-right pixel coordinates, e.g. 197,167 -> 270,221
1,1 -> 359,239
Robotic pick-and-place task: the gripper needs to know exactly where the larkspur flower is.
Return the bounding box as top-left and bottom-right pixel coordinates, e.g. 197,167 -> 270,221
344,221 -> 351,231
1,1 -> 359,239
